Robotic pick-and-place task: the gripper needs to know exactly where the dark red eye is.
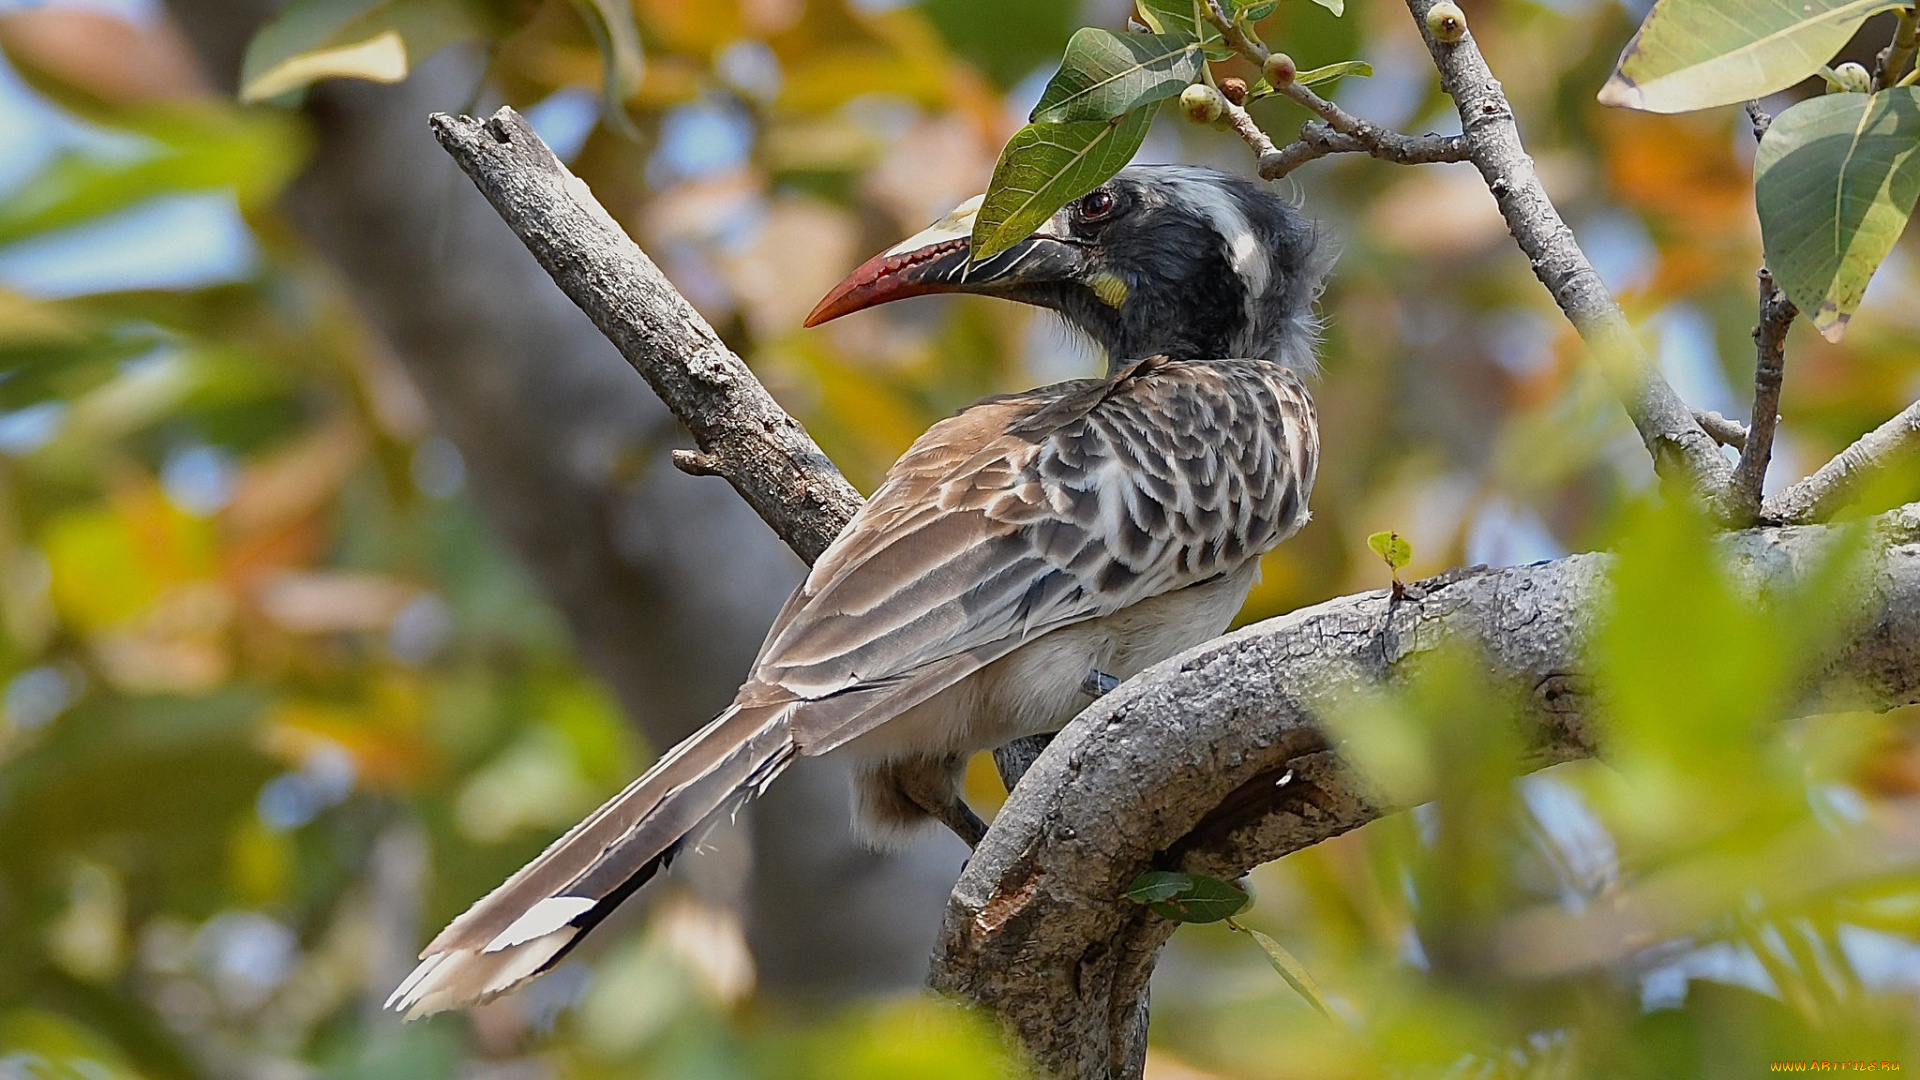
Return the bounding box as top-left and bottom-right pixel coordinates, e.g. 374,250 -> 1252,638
1078,189 -> 1117,222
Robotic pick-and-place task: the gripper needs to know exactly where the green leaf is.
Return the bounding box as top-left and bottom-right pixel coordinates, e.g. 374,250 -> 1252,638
1031,29 -> 1202,124
1754,88 -> 1920,342
1122,870 -> 1251,923
240,0 -> 478,103
1247,61 -> 1371,100
971,104 -> 1157,262
1235,0 -> 1281,20
568,0 -> 646,139
1599,0 -> 1905,114
1306,0 -> 1345,16
1244,928 -> 1345,1024
0,110 -> 308,246
1123,870 -> 1191,904
1296,59 -> 1370,86
1367,530 -> 1412,571
1135,0 -> 1236,60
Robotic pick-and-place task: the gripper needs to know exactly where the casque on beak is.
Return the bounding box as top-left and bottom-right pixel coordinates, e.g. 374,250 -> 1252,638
804,194 -> 1086,327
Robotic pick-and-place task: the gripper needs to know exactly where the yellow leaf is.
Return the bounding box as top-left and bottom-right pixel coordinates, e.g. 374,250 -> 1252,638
44,507 -> 158,629
241,27 -> 407,102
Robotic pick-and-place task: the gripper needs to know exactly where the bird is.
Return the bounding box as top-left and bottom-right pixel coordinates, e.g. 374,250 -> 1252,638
387,164 -> 1332,1017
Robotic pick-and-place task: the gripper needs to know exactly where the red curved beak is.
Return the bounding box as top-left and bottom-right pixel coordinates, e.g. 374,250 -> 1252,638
803,236 -> 971,327
804,194 -> 1087,329
805,194 -> 988,328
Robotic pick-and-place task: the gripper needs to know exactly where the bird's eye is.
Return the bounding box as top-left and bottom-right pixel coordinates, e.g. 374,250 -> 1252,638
1077,189 -> 1117,223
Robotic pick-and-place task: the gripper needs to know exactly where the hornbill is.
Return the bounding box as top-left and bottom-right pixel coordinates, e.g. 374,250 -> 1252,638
388,164 -> 1331,1016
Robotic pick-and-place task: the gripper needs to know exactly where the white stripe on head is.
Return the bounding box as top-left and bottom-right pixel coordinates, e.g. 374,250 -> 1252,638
1149,167 -> 1269,301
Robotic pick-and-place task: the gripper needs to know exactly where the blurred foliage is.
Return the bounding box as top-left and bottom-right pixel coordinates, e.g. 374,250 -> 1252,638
0,0 -> 1917,1078
1598,0 -> 1920,339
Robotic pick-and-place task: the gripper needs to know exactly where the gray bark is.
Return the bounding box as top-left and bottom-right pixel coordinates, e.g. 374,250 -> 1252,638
425,108 -> 863,562
163,5 -> 958,995
1729,270 -> 1796,523
1764,400 -> 1920,526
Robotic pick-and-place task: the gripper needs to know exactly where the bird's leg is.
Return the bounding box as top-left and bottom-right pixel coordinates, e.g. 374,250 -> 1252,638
929,798 -> 988,848
1081,668 -> 1120,697
891,754 -> 988,848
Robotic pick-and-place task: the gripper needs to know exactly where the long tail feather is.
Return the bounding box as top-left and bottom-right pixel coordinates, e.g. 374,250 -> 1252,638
387,700 -> 794,1017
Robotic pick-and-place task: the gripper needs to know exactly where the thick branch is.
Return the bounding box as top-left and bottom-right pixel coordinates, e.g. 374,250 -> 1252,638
1399,0 -> 1733,501
934,508 -> 1920,1079
428,108 -> 861,564
1763,401 -> 1920,525
1729,269 -> 1797,522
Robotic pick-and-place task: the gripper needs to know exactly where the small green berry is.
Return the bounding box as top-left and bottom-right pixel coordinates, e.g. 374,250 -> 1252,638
1426,1 -> 1467,43
1262,52 -> 1297,87
1831,61 -> 1872,94
1180,83 -> 1226,124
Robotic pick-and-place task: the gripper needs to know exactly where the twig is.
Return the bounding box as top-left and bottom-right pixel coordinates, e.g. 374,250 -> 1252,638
1219,96 -> 1284,163
671,449 -> 725,476
1762,401 -> 1920,525
1878,5 -> 1919,90
1694,409 -> 1748,451
429,108 -> 862,565
1396,0 -> 1732,502
1204,0 -> 1467,180
1729,269 -> 1797,522
1745,100 -> 1773,141
1255,119 -> 1468,180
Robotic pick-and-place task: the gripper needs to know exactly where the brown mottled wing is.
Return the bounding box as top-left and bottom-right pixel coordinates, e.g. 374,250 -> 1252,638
756,357 -> 1318,756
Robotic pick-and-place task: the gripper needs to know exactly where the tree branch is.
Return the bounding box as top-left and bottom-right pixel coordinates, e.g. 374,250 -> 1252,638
1251,117 -> 1469,180
934,507 -> 1920,1079
1763,401 -> 1920,525
1729,269 -> 1797,522
1694,409 -> 1748,451
1396,0 -> 1734,502
428,108 -> 862,565
1878,5 -> 1919,90
1204,4 -> 1467,180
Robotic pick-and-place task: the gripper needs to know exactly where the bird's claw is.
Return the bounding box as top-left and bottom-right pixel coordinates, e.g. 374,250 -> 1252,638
1081,668 -> 1119,697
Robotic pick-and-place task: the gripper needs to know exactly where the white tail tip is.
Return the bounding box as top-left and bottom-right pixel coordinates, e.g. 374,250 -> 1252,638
386,926 -> 579,1018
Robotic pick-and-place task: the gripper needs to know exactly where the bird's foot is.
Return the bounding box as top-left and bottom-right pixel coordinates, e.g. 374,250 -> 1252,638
1081,668 -> 1120,697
